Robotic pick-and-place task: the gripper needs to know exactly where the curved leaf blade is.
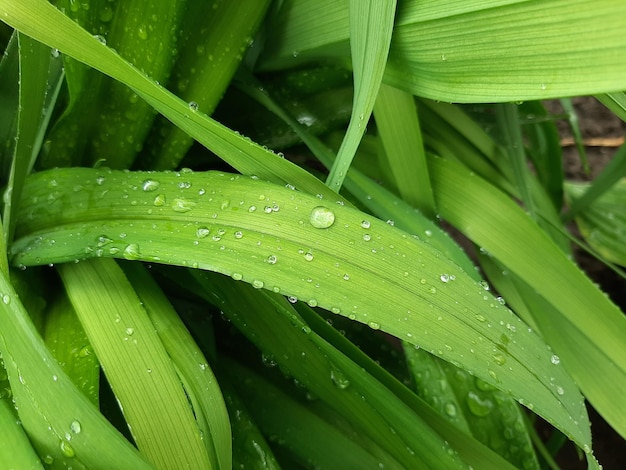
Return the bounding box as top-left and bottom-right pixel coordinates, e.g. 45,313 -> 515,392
11,167 -> 588,450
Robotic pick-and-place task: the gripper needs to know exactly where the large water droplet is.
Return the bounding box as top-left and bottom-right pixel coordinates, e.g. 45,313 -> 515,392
70,420 -> 81,434
330,366 -> 350,389
466,391 -> 493,417
141,179 -> 160,192
309,206 -> 335,229
550,354 -> 560,365
188,101 -> 199,111
60,440 -> 75,458
123,244 -> 140,260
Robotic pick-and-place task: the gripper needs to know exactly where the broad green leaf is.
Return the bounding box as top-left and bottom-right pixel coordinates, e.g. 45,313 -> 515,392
325,0 -> 395,191
223,358 -> 404,469
44,294 -> 99,405
260,0 -> 626,102
121,261 -> 231,470
373,83 -> 434,217
144,0 -> 271,170
0,267 -> 153,469
11,167 -> 588,451
0,0 -> 339,200
429,155 -> 626,450
58,258 -> 211,469
565,180 -> 626,267
86,0 -> 187,169
41,0 -> 114,169
0,397 -> 43,469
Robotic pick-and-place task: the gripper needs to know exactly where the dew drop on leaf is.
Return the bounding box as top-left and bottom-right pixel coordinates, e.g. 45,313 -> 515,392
309,206 -> 335,229
123,244 -> 140,260
330,366 -> 350,389
141,179 -> 160,192
466,391 -> 493,417
70,420 -> 81,434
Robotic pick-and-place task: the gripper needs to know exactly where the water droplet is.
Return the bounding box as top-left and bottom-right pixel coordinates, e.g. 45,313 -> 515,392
70,420 -> 81,434
307,299 -> 318,307
125,327 -> 134,336
196,227 -> 210,238
330,366 -> 350,389
150,193 -> 165,207
466,391 -> 493,417
360,220 -> 371,229
266,255 -> 277,265
188,101 -> 199,111
287,296 -> 298,304
303,251 -> 314,261
60,440 -> 75,458
444,402 -> 457,417
475,314 -> 486,322
252,280 -> 264,289
309,206 -> 335,229
248,205 -> 257,212
93,34 -> 106,45
137,25 -> 148,40
440,274 -> 450,283
493,354 -> 506,365
141,179 -> 160,192
172,198 -> 196,212
261,353 -> 276,367
556,385 -> 564,396
234,231 -> 243,239
363,234 -> 371,241
368,322 -> 380,330
231,272 -> 243,281
2,294 -> 10,305
123,244 -> 140,260
342,274 -> 350,281
550,355 -> 560,365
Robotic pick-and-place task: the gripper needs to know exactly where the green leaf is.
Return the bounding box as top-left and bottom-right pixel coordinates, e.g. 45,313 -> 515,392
0,267 -> 153,469
11,167 -> 588,452
0,0 -> 338,200
565,180 -> 626,267
0,392 -> 44,469
58,258 -> 211,469
373,84 -> 435,217
121,261 -> 231,470
260,0 -> 626,102
429,155 -> 626,451
325,0 -> 396,191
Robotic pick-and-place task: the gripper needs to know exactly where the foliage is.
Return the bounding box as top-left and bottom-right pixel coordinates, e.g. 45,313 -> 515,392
1,0 -> 625,468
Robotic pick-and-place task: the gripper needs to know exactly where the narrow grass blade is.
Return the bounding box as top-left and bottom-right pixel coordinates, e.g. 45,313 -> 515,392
560,98 -> 590,175
144,0 -> 271,170
4,32 -> 63,244
121,261 -> 231,470
223,358 -> 403,469
58,258 -> 211,469
326,0 -> 396,191
0,32 -> 19,170
429,155 -> 626,450
0,0 -> 339,199
373,83 -> 435,217
563,144 -> 626,222
565,180 -> 626,266
44,294 -> 99,405
0,268 -> 153,469
519,101 -> 564,211
596,92 -> 626,123
11,167 -> 590,454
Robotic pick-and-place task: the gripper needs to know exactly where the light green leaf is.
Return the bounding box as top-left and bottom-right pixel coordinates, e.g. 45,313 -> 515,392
0,267 -> 153,469
429,155 -> 626,451
58,258 -> 211,469
565,180 -> 626,267
326,0 -> 396,191
11,167 -> 589,452
260,0 -> 626,102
